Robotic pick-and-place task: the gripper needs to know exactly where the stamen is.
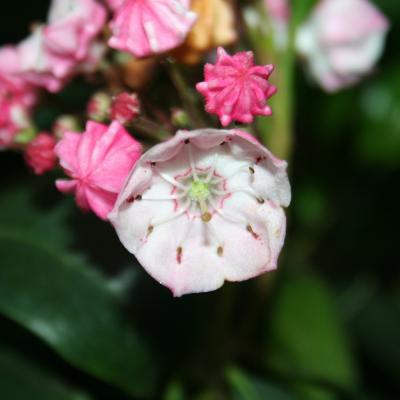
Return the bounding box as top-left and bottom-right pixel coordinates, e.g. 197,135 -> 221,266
211,187 -> 264,204
199,198 -> 212,223
151,199 -> 191,227
208,199 -> 246,225
217,246 -> 224,257
249,166 -> 255,174
205,153 -> 219,183
154,167 -> 187,190
246,224 -> 259,240
141,193 -> 186,201
187,144 -> 198,180
147,225 -> 154,236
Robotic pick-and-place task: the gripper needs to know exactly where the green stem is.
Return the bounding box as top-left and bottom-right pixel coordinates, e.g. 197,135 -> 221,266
244,3 -> 295,160
166,61 -> 207,129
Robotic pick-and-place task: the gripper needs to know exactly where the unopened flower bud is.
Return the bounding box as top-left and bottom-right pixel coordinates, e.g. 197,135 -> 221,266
53,115 -> 80,139
87,91 -> 112,122
171,108 -> 190,128
110,92 -> 140,125
24,133 -> 57,175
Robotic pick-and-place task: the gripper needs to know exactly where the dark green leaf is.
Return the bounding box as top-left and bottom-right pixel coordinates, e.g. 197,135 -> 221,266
265,275 -> 357,390
0,181 -> 157,397
226,367 -> 295,400
0,343 -> 90,400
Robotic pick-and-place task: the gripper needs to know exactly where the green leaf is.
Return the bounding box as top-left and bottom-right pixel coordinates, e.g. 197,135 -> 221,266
226,367 -> 295,400
265,275 -> 357,391
0,343 -> 90,400
0,180 -> 157,397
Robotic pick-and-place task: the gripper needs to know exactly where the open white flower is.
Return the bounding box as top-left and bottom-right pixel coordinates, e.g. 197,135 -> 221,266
109,129 -> 291,296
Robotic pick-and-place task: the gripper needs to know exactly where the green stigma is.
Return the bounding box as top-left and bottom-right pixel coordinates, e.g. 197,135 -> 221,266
189,180 -> 210,201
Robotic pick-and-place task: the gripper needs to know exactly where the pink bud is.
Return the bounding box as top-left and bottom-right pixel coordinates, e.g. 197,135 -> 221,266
108,0 -> 197,58
110,128 -> 291,296
110,92 -> 140,125
196,47 -> 277,126
24,133 -> 57,175
296,0 -> 389,92
55,121 -> 142,220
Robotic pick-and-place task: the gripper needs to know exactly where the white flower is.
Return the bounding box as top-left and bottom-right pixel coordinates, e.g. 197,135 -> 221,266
110,129 -> 291,297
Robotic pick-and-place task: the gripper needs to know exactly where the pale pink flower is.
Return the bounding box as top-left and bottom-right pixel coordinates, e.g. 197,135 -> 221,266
109,0 -> 197,58
44,0 -> 106,62
263,0 -> 290,49
196,47 -> 277,127
24,133 -> 57,175
296,0 -> 389,92
55,121 -> 142,220
110,92 -> 140,125
109,129 -> 291,296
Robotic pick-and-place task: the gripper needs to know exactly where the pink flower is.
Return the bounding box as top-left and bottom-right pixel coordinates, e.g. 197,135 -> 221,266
264,0 -> 289,21
110,92 -> 140,125
24,133 -> 57,175
196,47 -> 277,127
44,0 -> 106,62
296,0 -> 389,92
55,121 -> 142,220
109,129 -> 291,296
106,0 -> 125,11
0,54 -> 36,149
109,0 -> 197,58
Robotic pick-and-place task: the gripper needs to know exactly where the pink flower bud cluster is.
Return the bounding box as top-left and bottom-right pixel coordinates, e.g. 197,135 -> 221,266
197,47 -> 277,127
0,0 -> 106,93
24,133 -> 57,175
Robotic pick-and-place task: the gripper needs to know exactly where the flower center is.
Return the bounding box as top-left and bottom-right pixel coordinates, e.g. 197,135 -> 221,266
189,180 -> 210,202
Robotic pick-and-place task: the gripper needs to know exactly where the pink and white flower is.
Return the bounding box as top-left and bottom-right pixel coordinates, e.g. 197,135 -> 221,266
24,133 -> 57,175
44,0 -> 106,62
55,120 -> 142,220
296,0 -> 389,92
109,0 -> 197,58
196,47 -> 277,127
109,129 -> 291,296
0,51 -> 37,149
110,92 -> 140,125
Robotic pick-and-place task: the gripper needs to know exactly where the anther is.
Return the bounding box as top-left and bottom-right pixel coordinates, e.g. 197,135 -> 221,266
135,194 -> 142,201
217,246 -> 224,257
249,166 -> 255,174
150,162 -> 156,166
147,225 -> 154,235
184,139 -> 190,144
126,196 -> 135,203
201,212 -> 212,223
257,197 -> 265,204
176,246 -> 183,264
246,224 -> 259,239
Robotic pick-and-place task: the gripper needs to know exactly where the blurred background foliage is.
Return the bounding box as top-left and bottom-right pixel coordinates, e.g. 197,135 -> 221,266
1,0 -> 399,399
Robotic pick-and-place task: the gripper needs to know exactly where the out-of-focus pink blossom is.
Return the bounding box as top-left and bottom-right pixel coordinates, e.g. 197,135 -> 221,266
44,0 -> 106,62
4,0 -> 106,93
24,133 -> 57,175
109,0 -> 197,58
196,47 -> 276,127
110,92 -> 140,125
106,0 -> 125,11
296,0 -> 389,92
110,128 -> 291,296
0,53 -> 36,149
264,0 -> 289,21
55,121 -> 142,220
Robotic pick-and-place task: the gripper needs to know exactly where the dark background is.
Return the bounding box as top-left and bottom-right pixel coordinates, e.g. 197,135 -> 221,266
1,1 -> 399,399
